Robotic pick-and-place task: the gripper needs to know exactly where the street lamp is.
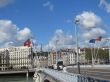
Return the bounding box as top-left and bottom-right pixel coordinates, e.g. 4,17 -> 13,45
55,40 -> 59,65
106,38 -> 110,63
74,18 -> 80,74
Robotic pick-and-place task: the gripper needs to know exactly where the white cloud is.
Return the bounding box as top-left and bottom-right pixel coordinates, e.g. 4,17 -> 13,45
75,11 -> 106,45
99,0 -> 110,13
0,20 -> 33,47
41,11 -> 107,51
44,29 -> 75,51
0,20 -> 18,43
17,27 -> 32,41
43,1 -> 54,11
4,41 -> 14,47
83,28 -> 106,40
76,11 -> 102,29
0,0 -> 14,8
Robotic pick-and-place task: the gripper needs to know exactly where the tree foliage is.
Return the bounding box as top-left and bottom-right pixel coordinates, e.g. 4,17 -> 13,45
85,48 -> 109,60
36,51 -> 48,57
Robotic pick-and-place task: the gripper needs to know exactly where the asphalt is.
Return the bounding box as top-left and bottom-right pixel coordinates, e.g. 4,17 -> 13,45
67,67 -> 110,81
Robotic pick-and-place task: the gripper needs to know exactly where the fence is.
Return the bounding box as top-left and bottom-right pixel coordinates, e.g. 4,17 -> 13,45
42,68 -> 109,82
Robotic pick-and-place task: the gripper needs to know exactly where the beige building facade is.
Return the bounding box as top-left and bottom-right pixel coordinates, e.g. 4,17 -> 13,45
0,46 -> 33,71
48,49 -> 85,66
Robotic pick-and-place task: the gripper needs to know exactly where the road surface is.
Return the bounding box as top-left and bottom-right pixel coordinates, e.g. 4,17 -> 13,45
67,67 -> 110,81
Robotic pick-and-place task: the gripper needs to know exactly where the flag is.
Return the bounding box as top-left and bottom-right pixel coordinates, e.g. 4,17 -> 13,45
24,39 -> 32,47
96,36 -> 102,41
89,39 -> 95,43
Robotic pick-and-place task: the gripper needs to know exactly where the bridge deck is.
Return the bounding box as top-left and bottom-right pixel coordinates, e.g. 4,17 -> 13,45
34,68 -> 110,82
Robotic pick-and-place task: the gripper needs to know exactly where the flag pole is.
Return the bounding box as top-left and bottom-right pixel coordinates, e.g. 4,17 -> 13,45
90,43 -> 94,67
107,39 -> 110,63
94,36 -> 102,63
93,42 -> 95,66
31,39 -> 34,68
95,41 -> 101,63
95,47 -> 99,63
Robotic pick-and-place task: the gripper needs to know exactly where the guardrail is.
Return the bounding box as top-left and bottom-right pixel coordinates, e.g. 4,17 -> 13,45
41,68 -> 109,82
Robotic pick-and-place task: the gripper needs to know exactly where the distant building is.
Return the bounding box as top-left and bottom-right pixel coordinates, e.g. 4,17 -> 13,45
48,48 -> 86,66
48,51 -> 56,66
48,49 -> 64,66
0,46 -> 33,71
9,46 -> 33,69
34,55 -> 48,68
48,49 -> 76,66
62,49 -> 76,66
79,48 -> 86,64
0,49 -> 9,71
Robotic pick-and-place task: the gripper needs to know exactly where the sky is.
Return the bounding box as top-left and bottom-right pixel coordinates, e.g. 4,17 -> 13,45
0,0 -> 110,50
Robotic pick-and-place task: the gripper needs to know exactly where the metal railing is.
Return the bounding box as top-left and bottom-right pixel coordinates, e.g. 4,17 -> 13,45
42,68 -> 109,82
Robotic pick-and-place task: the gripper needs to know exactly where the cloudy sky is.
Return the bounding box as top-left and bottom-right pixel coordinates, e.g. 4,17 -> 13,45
0,0 -> 110,50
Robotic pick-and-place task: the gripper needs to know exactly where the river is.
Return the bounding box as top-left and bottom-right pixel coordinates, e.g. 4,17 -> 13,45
0,75 -> 34,82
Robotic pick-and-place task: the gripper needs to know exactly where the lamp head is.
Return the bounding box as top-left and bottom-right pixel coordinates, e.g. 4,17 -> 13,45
74,18 -> 80,24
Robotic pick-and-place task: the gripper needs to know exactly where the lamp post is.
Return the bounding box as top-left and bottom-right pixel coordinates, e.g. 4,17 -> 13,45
55,40 -> 58,65
109,40 -> 110,63
75,19 -> 80,74
106,38 -> 110,63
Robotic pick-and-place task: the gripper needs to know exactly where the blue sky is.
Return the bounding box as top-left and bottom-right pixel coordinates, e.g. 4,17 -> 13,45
0,0 -> 110,50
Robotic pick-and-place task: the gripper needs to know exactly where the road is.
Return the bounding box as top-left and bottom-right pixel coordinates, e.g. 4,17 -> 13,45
67,67 -> 110,81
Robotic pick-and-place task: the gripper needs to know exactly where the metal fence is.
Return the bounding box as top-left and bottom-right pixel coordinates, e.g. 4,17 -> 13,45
77,75 -> 109,82
42,68 -> 109,82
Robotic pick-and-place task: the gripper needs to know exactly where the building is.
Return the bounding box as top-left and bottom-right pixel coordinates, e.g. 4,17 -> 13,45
79,48 -> 86,64
9,46 -> 33,69
62,49 -> 76,66
0,46 -> 33,71
48,51 -> 57,66
34,56 -> 48,68
48,49 -> 85,66
0,49 -> 9,71
48,49 -> 76,66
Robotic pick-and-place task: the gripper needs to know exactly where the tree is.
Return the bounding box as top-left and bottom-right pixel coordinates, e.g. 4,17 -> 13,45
98,49 -> 108,59
85,48 -> 109,64
85,48 -> 92,60
36,51 -> 48,57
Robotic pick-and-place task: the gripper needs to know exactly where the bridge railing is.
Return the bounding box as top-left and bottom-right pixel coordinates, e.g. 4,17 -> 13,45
43,68 -> 78,82
41,68 -> 109,82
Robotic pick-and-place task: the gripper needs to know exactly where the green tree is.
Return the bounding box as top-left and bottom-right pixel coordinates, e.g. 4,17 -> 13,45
85,48 -> 109,63
36,51 -> 48,57
85,48 -> 92,60
98,49 -> 109,59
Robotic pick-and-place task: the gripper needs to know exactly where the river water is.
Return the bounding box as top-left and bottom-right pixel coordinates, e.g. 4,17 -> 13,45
0,75 -> 34,82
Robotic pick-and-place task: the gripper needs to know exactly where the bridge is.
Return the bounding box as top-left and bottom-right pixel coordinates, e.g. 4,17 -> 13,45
33,68 -> 109,82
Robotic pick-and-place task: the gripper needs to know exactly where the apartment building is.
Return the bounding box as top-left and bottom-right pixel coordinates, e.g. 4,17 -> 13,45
9,46 -> 33,69
0,46 -> 33,71
48,49 -> 85,66
34,56 -> 48,68
48,49 -> 75,66
0,49 -> 9,71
